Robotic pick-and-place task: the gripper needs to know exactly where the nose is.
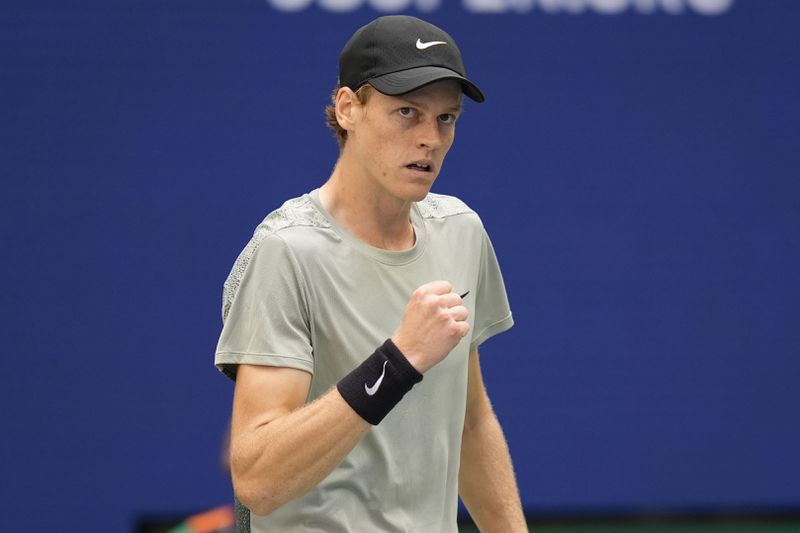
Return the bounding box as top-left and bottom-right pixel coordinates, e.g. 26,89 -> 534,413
416,117 -> 443,150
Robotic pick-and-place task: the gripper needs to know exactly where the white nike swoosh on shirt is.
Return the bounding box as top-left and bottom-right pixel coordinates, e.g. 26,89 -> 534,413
365,360 -> 389,396
416,38 -> 447,50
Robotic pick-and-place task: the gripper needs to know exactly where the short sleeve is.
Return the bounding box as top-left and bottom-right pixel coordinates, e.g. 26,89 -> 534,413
471,229 -> 514,349
215,232 -> 313,380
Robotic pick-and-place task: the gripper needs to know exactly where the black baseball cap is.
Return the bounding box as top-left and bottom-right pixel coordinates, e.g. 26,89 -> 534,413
339,15 -> 485,103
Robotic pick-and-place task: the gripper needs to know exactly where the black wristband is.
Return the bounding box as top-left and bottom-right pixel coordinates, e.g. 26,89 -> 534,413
337,339 -> 423,425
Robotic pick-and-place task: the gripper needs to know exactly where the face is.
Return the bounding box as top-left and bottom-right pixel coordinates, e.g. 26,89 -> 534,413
345,80 -> 463,203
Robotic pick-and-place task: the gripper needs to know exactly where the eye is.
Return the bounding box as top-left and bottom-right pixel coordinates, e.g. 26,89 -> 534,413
438,113 -> 457,124
398,107 -> 416,118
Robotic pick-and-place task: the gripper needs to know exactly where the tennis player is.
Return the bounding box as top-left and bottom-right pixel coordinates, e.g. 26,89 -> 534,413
215,15 -> 527,532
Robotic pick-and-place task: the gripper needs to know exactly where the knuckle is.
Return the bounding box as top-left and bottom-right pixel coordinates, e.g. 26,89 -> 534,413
427,293 -> 444,307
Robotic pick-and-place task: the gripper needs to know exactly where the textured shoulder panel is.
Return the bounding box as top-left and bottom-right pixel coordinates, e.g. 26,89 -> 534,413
255,194 -> 331,235
221,195 -> 329,321
416,193 -> 474,219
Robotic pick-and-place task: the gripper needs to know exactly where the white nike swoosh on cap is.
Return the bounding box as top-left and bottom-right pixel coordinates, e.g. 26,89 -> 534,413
416,38 -> 447,50
365,360 -> 389,396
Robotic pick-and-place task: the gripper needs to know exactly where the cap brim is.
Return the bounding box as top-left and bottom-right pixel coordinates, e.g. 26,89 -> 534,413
368,66 -> 485,103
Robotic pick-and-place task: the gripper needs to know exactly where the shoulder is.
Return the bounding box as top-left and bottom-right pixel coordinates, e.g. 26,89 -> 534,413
222,193 -> 328,320
241,194 -> 332,263
416,193 -> 484,230
416,193 -> 479,221
230,193 -> 330,281
254,194 -> 331,237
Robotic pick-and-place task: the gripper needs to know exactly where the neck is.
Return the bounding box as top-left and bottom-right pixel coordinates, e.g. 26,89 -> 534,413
319,159 -> 416,251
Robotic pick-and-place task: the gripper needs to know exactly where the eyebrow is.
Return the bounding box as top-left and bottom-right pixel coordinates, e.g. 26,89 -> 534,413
400,96 -> 463,114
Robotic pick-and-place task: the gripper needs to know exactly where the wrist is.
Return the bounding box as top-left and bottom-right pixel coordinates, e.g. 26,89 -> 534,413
337,339 -> 423,425
389,335 -> 427,374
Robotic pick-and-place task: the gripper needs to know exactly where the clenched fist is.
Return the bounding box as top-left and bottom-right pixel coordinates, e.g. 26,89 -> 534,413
391,280 -> 470,374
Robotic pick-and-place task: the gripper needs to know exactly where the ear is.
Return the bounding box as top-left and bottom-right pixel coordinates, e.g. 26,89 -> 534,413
335,87 -> 359,133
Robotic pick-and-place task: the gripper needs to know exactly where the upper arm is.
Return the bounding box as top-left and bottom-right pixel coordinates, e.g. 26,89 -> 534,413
231,364 -> 312,440
217,232 -> 314,380
464,347 -> 494,431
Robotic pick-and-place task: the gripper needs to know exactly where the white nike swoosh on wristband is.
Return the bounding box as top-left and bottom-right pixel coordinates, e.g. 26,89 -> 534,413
416,38 -> 447,50
365,361 -> 389,396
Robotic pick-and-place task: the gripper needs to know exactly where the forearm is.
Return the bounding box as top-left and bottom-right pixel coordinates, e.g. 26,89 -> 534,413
459,410 -> 527,532
232,386 -> 369,515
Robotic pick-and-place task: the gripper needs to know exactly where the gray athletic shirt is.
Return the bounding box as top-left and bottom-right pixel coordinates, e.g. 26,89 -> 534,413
215,189 -> 513,532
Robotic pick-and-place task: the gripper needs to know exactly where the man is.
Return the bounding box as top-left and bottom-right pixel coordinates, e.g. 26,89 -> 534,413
215,15 -> 527,532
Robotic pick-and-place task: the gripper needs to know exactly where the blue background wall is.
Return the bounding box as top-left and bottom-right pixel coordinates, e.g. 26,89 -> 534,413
3,0 -> 799,531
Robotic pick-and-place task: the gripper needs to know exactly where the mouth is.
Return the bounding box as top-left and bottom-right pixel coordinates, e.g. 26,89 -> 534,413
405,161 -> 434,174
